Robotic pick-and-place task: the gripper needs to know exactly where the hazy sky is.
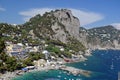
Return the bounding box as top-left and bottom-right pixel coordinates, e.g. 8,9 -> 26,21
0,0 -> 120,28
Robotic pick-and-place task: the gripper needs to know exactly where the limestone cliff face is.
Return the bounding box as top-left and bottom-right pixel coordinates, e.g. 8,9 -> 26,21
51,9 -> 80,42
27,9 -> 81,43
53,9 -> 80,39
23,9 -> 120,50
86,26 -> 120,49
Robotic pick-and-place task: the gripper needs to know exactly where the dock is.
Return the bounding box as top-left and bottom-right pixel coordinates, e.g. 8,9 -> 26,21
59,65 -> 91,77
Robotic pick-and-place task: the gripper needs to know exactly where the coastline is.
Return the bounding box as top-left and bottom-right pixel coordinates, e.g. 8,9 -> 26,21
0,49 -> 93,80
91,47 -> 120,50
1,49 -> 120,80
0,55 -> 90,80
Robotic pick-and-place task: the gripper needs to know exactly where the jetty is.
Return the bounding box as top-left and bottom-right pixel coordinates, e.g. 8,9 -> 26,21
59,65 -> 91,77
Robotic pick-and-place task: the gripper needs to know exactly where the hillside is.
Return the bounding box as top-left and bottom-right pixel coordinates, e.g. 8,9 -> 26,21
0,9 -> 88,72
21,9 -> 86,51
0,9 -> 120,51
87,25 -> 120,49
0,9 -> 120,50
0,9 -> 120,72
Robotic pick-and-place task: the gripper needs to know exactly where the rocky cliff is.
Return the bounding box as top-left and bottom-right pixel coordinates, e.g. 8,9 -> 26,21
52,9 -> 80,42
78,25 -> 120,49
23,9 -> 80,43
25,9 -> 120,50
1,9 -> 120,50
20,9 -> 86,52
86,25 -> 120,49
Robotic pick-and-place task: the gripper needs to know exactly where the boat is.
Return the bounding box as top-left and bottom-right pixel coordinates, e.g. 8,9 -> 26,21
64,77 -> 67,80
57,75 -> 61,78
84,63 -> 87,66
110,62 -> 114,70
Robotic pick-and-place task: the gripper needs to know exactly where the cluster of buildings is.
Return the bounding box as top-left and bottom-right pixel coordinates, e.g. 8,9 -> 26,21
5,41 -> 91,69
5,41 -> 40,59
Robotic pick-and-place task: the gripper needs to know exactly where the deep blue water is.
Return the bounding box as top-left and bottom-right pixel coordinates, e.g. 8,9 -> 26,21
12,50 -> 120,80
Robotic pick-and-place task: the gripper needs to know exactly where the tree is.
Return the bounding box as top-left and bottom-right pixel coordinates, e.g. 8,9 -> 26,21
22,58 -> 33,67
5,57 -> 18,71
0,34 -> 5,53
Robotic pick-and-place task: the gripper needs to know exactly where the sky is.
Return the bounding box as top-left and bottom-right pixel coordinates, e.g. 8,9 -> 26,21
0,0 -> 120,29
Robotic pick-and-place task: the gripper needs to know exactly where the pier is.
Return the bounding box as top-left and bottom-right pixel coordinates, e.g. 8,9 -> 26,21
59,65 -> 91,77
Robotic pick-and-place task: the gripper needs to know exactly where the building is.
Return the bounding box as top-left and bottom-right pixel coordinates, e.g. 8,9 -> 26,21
34,59 -> 46,67
5,42 -> 26,58
42,50 -> 50,59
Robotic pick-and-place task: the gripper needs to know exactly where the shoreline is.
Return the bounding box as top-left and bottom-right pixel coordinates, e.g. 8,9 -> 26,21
91,47 -> 120,50
0,49 -> 95,80
0,56 -> 89,80
2,49 -> 120,80
0,64 -> 90,80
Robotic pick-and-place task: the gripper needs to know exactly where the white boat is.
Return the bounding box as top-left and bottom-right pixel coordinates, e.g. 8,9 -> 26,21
110,62 -> 114,70
84,63 -> 87,66
57,75 -> 61,78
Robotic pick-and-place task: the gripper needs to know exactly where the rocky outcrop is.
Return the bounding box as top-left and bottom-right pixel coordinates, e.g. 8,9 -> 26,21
25,9 -> 81,43
50,9 -> 80,43
22,9 -> 120,50
85,25 -> 120,49
53,9 -> 80,40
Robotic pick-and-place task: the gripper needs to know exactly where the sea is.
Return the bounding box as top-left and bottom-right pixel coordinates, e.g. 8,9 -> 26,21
12,50 -> 120,80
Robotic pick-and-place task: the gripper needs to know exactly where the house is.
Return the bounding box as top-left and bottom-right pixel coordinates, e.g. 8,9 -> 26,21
6,44 -> 13,52
60,48 -> 64,51
0,60 -> 3,63
71,54 -> 79,60
25,46 -> 32,52
42,50 -> 50,59
34,59 -> 46,67
25,45 -> 39,53
45,44 -> 48,47
17,43 -> 23,47
30,46 -> 39,52
84,49 -> 91,56
2,33 -> 11,37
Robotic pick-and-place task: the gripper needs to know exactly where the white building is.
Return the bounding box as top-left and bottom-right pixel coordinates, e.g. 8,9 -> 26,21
42,50 -> 50,59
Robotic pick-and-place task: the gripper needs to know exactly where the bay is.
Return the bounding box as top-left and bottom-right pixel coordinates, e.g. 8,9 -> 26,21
12,50 -> 120,80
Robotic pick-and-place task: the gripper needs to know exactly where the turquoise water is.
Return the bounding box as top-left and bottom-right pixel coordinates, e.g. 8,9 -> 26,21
12,50 -> 120,80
